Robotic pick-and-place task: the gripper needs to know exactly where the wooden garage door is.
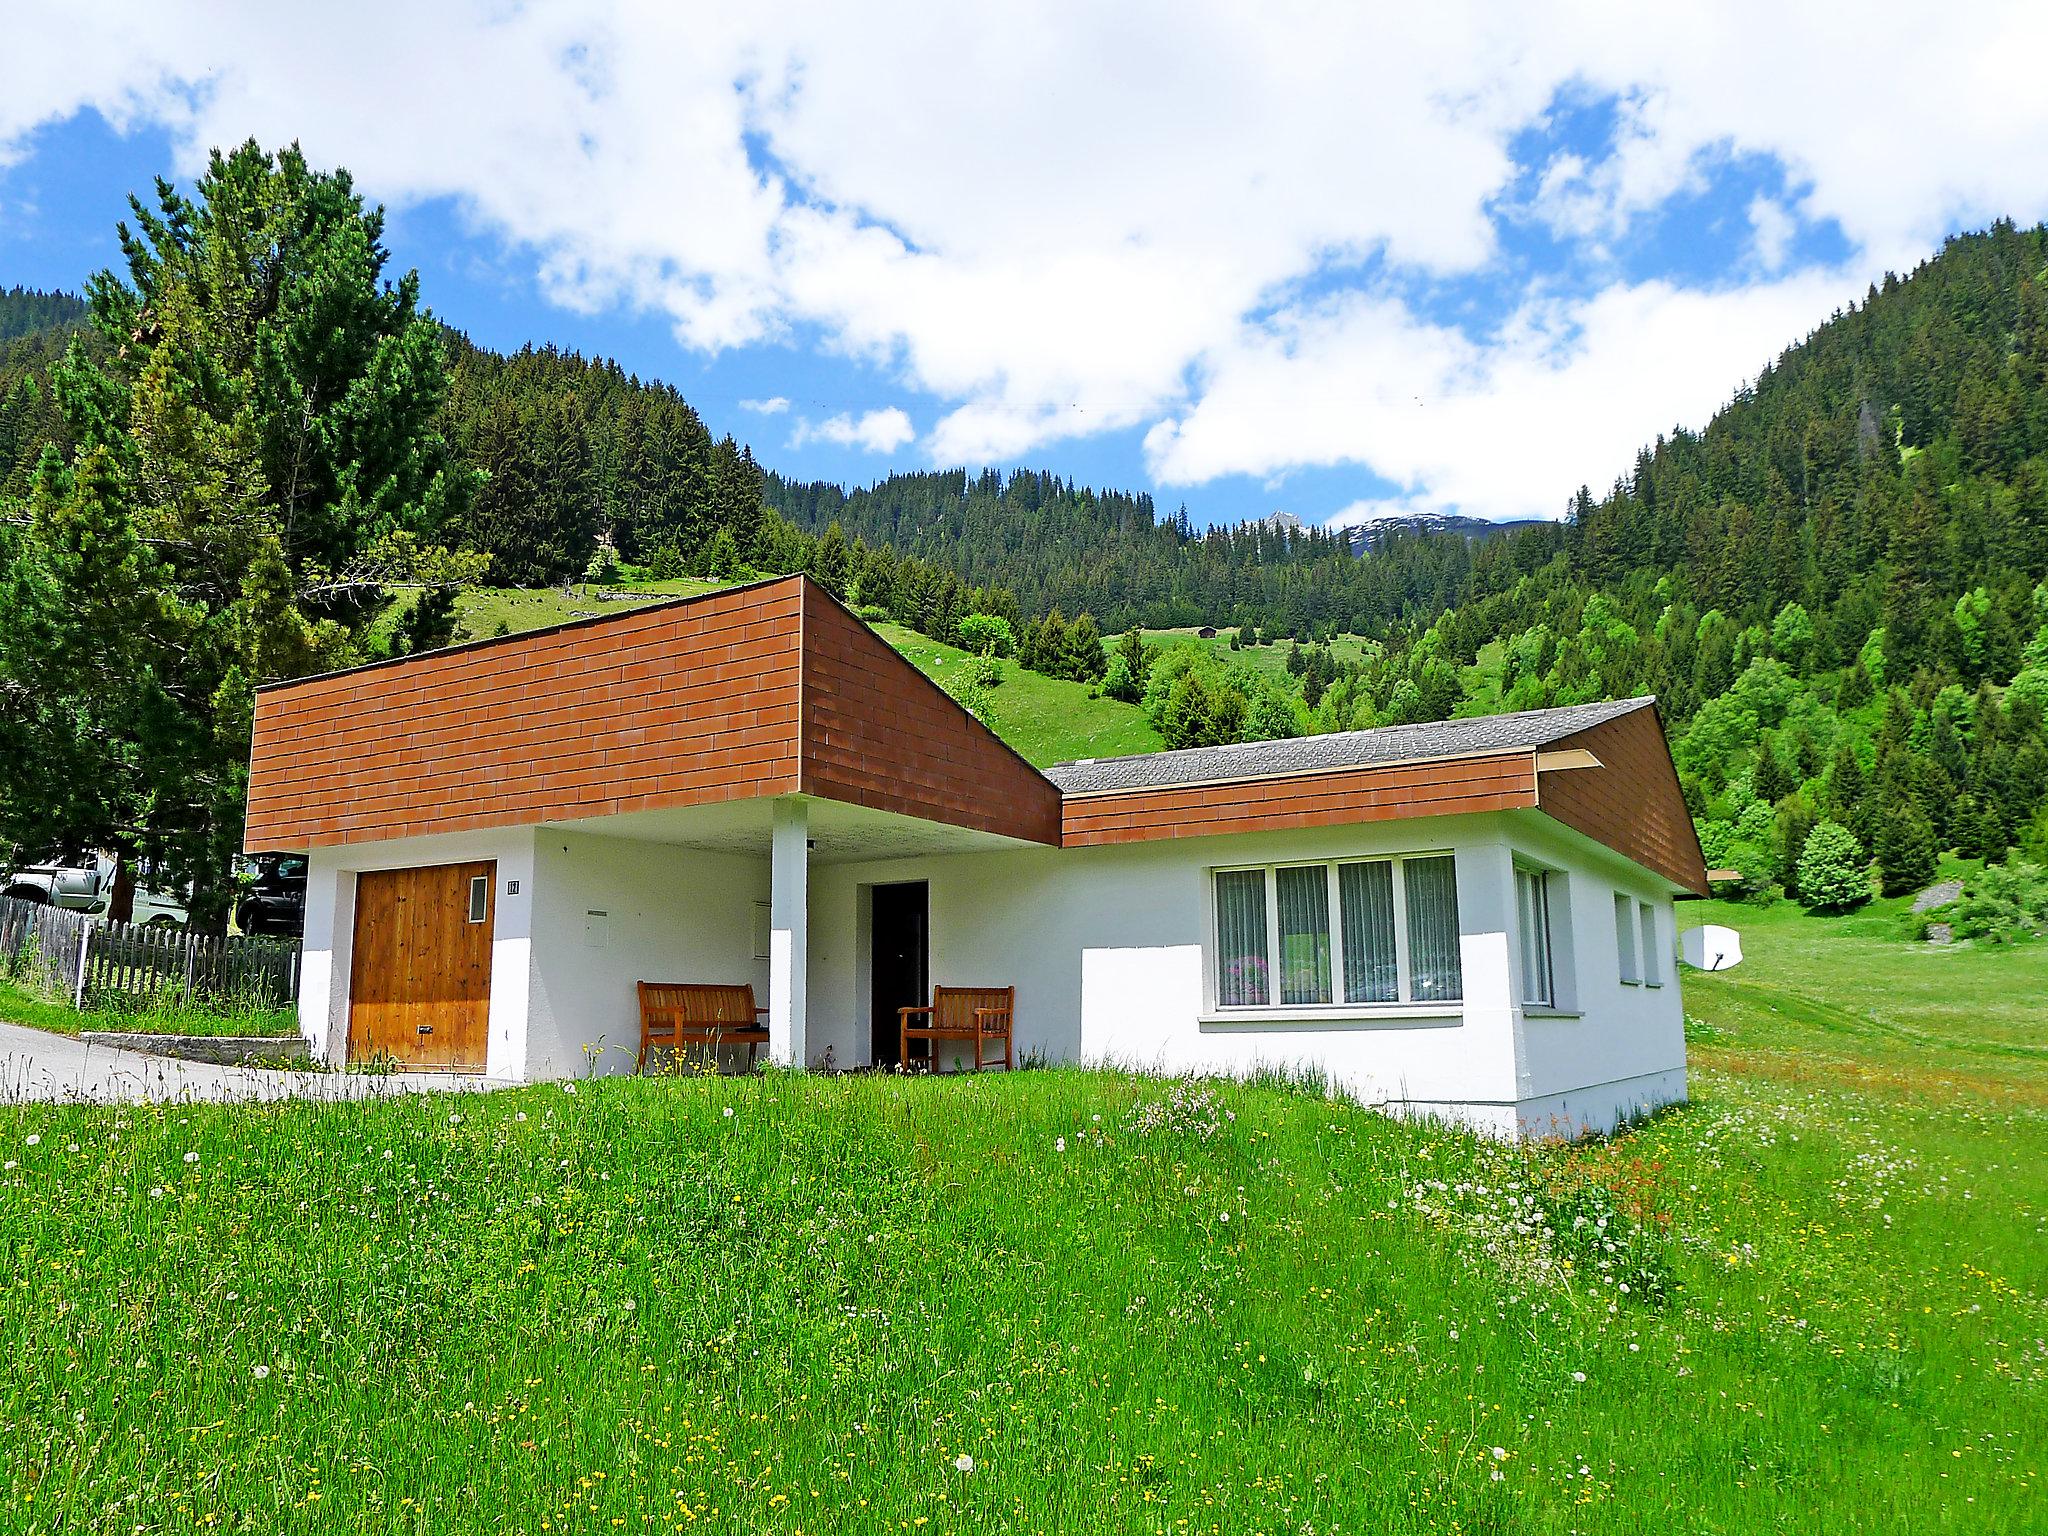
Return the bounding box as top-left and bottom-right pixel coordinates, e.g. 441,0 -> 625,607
347,862 -> 495,1071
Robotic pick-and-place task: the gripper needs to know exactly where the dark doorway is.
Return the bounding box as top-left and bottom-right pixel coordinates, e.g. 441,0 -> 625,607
869,881 -> 929,1067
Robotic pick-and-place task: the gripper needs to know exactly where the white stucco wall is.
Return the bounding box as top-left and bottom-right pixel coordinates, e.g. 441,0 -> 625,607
297,804 -> 1688,1139
525,831 -> 770,1079
1499,815 -> 1688,1137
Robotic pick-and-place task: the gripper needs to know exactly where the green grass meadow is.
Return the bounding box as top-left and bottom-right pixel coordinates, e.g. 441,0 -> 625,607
2,894 -> 2043,1532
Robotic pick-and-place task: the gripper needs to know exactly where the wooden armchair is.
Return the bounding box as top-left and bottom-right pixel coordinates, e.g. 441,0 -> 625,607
899,985 -> 1015,1073
636,982 -> 770,1072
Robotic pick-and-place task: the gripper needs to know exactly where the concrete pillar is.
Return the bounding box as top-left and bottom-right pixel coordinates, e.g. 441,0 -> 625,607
769,797 -> 810,1067
1451,838 -> 1527,1107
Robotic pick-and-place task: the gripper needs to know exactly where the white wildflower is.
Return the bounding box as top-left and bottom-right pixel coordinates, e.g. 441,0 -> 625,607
953,1454 -> 975,1474
1054,1137 -> 1066,1153
24,1134 -> 39,1147
251,1364 -> 271,1380
183,1151 -> 200,1164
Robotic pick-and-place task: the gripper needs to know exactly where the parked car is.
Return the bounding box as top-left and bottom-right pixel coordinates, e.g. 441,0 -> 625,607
1,850 -> 114,911
238,852 -> 308,937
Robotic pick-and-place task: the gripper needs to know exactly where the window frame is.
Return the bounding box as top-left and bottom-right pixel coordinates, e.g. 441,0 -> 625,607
1638,900 -> 1662,987
1614,890 -> 1640,985
1206,852 -> 1461,1015
1513,863 -> 1556,1009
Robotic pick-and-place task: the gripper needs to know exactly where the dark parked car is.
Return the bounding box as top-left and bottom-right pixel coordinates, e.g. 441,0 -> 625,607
239,852 -> 308,937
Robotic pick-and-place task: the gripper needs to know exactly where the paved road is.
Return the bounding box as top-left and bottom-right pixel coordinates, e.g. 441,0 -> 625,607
0,1022 -> 512,1105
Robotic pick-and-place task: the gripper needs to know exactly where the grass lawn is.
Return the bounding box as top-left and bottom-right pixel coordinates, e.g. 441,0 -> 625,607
1134,626 -> 1376,684
2,899 -> 2041,1531
875,622 -> 1161,765
0,976 -> 296,1039
449,578 -> 734,646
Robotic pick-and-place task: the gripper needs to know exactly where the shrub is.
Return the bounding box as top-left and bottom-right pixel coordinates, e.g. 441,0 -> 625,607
964,654 -> 1005,689
1945,861 -> 2048,943
583,536 -> 622,585
1796,821 -> 1869,911
1101,654 -> 1140,704
956,613 -> 1015,658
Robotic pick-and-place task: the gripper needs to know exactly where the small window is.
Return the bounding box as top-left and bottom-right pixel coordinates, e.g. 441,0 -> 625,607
1614,891 -> 1640,983
1515,866 -> 1555,1008
468,875 -> 489,924
1638,902 -> 1661,986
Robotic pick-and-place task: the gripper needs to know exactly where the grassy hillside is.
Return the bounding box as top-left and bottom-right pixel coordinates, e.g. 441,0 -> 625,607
2,903 -> 2041,1531
440,579 -> 1163,766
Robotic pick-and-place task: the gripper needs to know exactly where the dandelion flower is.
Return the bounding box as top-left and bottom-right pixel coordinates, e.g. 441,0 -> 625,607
1572,1371 -> 1587,1383
1054,1137 -> 1066,1153
252,1365 -> 271,1380
1490,1446 -> 1508,1461
183,1151 -> 200,1164
24,1134 -> 39,1147
953,1454 -> 975,1474
447,1113 -> 463,1125
515,1112 -> 527,1123
723,1106 -> 735,1119
1218,1212 -> 1230,1224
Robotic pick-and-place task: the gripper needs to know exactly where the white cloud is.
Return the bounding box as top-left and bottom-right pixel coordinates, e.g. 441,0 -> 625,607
1148,271 -> 1852,523
1747,196 -> 1797,272
790,407 -> 915,454
4,2 -> 2047,517
739,395 -> 790,415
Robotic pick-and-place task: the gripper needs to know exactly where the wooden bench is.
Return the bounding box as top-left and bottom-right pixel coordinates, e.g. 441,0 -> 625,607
636,982 -> 770,1072
899,985 -> 1015,1073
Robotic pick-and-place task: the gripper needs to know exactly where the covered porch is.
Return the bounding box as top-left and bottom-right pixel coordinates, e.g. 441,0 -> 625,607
522,792 -> 1043,1078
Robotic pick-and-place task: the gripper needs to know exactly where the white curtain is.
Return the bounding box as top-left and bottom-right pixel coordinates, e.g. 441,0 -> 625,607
1405,856 -> 1464,1003
1275,865 -> 1331,1005
1214,869 -> 1270,1007
1339,860 -> 1398,1003
1515,867 -> 1552,1006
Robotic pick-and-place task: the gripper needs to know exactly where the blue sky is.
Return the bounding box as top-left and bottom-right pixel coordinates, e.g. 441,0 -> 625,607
2,5 -> 2042,529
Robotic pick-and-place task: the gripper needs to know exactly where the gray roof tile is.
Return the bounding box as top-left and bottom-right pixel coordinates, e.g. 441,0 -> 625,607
1045,696 -> 1655,795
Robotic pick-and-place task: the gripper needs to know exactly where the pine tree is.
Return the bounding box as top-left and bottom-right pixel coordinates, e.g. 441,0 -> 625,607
1,144 -> 476,925
1874,795 -> 1940,897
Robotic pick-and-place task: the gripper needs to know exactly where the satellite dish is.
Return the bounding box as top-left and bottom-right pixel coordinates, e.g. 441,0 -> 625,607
1680,924 -> 1743,972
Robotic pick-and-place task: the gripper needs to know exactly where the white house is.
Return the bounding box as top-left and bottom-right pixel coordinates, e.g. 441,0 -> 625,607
245,576 -> 1708,1139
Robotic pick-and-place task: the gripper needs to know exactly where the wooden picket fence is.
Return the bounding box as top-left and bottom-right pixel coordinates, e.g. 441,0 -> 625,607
0,893 -> 299,1011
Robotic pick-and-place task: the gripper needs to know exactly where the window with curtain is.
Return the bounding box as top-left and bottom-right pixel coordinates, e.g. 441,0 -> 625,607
1339,860 -> 1398,1003
1275,865 -> 1332,1004
1213,855 -> 1461,1009
1403,855 -> 1463,1003
1638,902 -> 1660,986
1213,869 -> 1269,1008
1515,866 -> 1554,1007
1614,891 -> 1639,983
